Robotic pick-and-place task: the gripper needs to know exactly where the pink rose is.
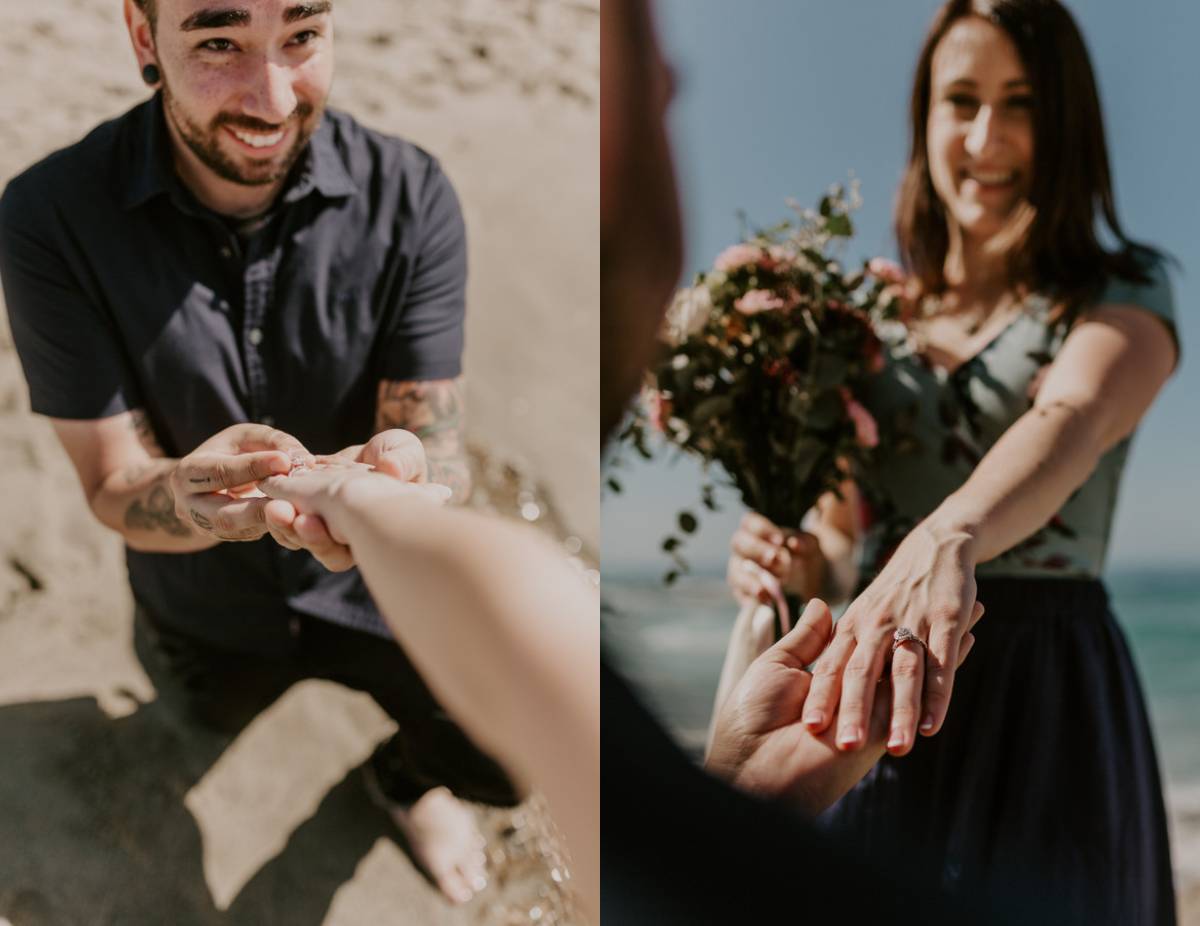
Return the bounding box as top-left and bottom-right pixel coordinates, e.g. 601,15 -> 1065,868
645,389 -> 673,432
867,257 -> 907,286
714,244 -> 777,274
734,289 -> 789,315
863,333 -> 886,374
839,386 -> 879,448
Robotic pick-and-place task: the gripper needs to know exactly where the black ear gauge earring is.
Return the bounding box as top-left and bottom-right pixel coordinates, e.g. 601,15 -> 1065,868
142,63 -> 161,85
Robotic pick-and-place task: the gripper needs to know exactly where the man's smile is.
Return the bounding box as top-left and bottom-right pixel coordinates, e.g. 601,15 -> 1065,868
224,123 -> 289,153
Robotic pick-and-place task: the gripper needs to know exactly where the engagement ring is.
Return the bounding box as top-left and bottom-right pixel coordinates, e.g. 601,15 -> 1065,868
892,627 -> 925,653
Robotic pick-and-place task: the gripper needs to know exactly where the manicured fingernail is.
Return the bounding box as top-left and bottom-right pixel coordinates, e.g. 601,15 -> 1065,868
837,726 -> 861,748
888,728 -> 905,750
803,709 -> 825,729
919,714 -> 934,733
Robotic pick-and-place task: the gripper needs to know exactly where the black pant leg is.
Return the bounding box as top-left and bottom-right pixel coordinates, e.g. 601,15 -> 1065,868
133,604 -> 302,736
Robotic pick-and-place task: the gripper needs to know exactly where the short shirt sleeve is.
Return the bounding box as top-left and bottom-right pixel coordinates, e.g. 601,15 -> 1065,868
0,176 -> 143,419
1095,255 -> 1179,361
376,158 -> 467,382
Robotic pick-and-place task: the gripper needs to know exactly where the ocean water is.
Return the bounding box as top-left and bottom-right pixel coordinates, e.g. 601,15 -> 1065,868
603,566 -> 1200,877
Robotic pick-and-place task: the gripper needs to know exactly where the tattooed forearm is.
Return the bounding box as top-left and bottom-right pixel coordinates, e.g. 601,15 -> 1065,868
376,377 -> 472,503
129,409 -> 167,458
125,485 -> 191,537
426,456 -> 472,502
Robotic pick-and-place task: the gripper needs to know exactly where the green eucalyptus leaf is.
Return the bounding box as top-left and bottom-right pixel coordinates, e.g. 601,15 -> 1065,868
825,213 -> 853,237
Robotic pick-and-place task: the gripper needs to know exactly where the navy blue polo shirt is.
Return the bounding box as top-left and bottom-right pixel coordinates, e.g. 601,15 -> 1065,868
0,94 -> 467,654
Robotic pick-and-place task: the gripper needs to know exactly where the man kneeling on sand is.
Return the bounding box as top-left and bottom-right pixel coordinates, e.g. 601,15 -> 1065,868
0,0 -> 513,904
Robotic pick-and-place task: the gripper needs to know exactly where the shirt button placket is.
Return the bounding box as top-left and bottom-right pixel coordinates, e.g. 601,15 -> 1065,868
243,255 -> 276,427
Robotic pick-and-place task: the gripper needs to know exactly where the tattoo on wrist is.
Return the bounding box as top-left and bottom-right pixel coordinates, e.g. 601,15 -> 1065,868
125,485 -> 190,537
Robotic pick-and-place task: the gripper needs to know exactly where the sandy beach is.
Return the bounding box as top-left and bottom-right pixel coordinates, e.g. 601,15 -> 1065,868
0,1 -> 595,924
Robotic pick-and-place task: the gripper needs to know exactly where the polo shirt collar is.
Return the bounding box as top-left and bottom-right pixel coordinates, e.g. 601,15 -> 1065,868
118,94 -> 357,212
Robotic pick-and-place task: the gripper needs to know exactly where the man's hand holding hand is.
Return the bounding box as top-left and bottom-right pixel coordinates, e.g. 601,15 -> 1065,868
259,428 -> 439,571
705,598 -> 981,816
170,424 -> 309,542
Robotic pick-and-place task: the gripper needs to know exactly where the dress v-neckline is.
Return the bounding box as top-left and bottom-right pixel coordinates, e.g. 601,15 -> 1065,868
911,302 -> 1028,380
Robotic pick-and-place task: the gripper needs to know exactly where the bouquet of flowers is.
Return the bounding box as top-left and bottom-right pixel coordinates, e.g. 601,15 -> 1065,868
619,185 -> 904,624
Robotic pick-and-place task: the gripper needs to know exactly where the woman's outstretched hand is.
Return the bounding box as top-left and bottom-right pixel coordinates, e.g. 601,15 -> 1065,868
801,518 -> 984,756
258,460 -> 452,569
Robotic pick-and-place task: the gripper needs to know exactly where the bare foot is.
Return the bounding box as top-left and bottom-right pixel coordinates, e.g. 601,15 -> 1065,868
383,786 -> 489,905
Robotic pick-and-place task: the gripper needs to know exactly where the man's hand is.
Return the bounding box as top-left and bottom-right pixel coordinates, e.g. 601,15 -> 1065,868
706,598 -> 981,815
260,429 -> 431,571
170,423 -> 309,542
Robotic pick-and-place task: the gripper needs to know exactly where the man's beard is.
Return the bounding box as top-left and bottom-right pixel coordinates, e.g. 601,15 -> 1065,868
163,83 -> 322,187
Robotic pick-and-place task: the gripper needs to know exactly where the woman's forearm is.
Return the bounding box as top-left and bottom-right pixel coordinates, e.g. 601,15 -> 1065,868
928,400 -> 1108,564
335,491 -> 599,919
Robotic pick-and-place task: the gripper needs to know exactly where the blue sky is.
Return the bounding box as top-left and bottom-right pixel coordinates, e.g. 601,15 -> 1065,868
603,0 -> 1200,575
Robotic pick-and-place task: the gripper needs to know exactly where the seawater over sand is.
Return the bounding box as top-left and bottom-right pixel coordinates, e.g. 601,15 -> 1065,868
603,566 -> 1200,891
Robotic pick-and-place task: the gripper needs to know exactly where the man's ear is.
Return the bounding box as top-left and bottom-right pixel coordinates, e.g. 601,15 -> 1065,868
123,0 -> 158,75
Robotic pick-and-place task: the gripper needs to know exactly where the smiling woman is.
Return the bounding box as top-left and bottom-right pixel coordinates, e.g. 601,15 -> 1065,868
711,0 -> 1180,921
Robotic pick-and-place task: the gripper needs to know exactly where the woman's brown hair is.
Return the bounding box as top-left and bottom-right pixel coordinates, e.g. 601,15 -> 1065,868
895,0 -> 1154,310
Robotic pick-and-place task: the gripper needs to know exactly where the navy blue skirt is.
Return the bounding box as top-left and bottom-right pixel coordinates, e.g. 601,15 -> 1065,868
818,576 -> 1176,925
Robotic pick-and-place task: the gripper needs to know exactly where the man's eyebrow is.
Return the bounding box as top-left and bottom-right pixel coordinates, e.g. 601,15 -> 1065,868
284,2 -> 332,24
179,3 -> 329,31
180,7 -> 251,31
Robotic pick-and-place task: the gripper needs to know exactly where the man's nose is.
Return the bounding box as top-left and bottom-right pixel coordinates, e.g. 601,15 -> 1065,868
240,59 -> 298,124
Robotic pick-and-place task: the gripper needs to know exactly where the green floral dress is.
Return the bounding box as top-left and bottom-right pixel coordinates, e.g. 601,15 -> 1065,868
856,259 -> 1177,581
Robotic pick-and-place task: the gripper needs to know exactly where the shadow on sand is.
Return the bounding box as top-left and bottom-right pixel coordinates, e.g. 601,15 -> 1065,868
0,693 -> 410,925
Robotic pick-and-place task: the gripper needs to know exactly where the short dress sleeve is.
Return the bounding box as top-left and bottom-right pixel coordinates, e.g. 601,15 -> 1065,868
1092,256 -> 1179,362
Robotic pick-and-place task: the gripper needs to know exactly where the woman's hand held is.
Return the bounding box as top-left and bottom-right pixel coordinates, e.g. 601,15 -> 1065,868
802,515 -> 979,752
